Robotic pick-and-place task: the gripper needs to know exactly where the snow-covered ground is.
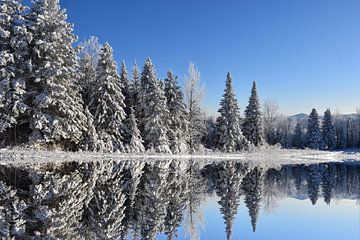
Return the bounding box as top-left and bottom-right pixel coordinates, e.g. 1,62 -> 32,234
1,148 -> 359,166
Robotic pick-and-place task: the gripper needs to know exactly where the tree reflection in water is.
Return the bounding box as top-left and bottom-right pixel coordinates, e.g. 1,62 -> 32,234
0,159 -> 359,239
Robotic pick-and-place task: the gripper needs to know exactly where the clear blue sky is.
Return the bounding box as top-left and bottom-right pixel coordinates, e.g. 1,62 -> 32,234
42,0 -> 360,115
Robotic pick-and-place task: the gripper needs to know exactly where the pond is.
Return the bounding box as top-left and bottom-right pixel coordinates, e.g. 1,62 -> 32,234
0,159 -> 359,240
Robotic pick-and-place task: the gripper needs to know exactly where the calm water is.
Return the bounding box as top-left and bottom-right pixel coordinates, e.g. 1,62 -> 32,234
0,159 -> 359,240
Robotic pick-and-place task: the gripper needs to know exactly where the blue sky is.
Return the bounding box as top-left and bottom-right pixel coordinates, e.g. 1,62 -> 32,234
41,0 -> 360,115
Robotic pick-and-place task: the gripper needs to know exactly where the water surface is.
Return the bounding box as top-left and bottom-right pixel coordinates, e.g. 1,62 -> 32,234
0,158 -> 358,239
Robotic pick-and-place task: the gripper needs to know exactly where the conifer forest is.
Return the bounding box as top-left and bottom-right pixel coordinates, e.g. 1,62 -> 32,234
0,1 -> 359,240
1,0 -> 359,154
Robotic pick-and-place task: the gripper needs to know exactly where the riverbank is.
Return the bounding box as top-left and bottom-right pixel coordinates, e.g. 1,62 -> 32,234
1,147 -> 360,166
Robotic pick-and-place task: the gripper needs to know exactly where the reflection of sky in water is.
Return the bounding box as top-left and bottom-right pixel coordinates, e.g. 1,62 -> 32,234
1,160 -> 359,239
158,197 -> 359,240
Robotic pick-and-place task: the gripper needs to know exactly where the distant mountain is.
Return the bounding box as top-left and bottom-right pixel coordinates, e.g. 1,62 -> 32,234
289,113 -> 308,122
289,113 -> 359,122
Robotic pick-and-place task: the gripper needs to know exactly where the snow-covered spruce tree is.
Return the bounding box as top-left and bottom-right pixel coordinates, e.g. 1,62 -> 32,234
120,61 -> 132,116
184,62 -> 206,152
0,0 -> 30,145
25,0 -> 87,150
292,122 -> 304,149
321,109 -> 336,150
77,36 -> 101,107
242,81 -> 264,147
78,107 -> 99,152
139,58 -> 171,153
130,63 -> 141,119
78,53 -> 97,107
214,72 -> 249,152
164,70 -> 189,153
89,43 -> 126,152
306,108 -> 325,150
124,107 -> 145,153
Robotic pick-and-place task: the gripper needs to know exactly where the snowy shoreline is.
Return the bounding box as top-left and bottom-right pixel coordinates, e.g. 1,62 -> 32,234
1,148 -> 359,166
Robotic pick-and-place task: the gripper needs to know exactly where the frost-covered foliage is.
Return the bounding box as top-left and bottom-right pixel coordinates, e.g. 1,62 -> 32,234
164,70 -> 189,153
120,61 -> 132,116
139,59 -> 171,153
78,107 -> 100,152
86,162 -> 127,239
292,122 -> 304,149
0,181 -> 26,238
1,0 -> 358,153
78,36 -> 101,68
321,109 -> 336,150
130,63 -> 141,119
89,43 -> 126,152
77,36 -> 101,107
78,53 -> 97,107
26,0 -> 87,149
214,72 -> 249,152
0,0 -> 30,143
306,108 -> 325,150
124,108 -> 145,153
242,81 -> 264,147
184,63 -> 206,152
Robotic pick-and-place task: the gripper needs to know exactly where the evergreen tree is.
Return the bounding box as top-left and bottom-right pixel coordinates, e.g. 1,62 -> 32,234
306,108 -> 325,150
292,122 -> 304,149
164,70 -> 189,153
0,0 -> 30,145
215,72 -> 249,152
130,63 -> 141,119
242,81 -> 264,146
124,108 -> 145,153
120,61 -> 132,116
78,107 -> 99,152
321,109 -> 336,150
139,58 -> 171,153
78,53 -> 96,107
26,0 -> 87,149
77,36 -> 101,107
89,43 -> 126,152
